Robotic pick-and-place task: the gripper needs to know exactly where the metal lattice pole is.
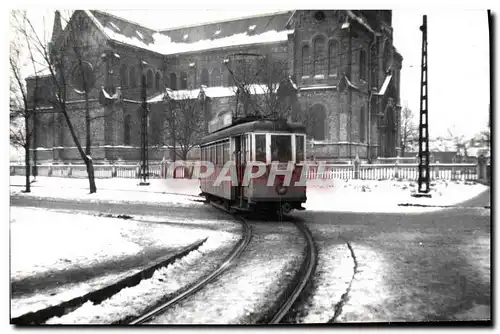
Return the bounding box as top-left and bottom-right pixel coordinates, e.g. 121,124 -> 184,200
417,15 -> 430,194
140,59 -> 149,184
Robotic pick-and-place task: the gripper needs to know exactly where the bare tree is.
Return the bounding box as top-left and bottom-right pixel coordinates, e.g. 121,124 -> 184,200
226,54 -> 295,120
399,105 -> 418,156
9,10 -> 41,193
162,89 -> 205,163
447,126 -> 470,159
13,10 -> 110,193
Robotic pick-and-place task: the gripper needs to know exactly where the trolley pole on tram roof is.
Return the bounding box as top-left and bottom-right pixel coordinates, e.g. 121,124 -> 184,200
413,15 -> 431,197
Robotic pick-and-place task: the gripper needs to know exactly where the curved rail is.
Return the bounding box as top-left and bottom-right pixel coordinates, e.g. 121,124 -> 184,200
268,218 -> 317,324
129,215 -> 252,324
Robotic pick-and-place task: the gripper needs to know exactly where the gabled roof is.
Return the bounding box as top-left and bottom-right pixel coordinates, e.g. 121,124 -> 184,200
83,10 -> 293,56
159,11 -> 292,43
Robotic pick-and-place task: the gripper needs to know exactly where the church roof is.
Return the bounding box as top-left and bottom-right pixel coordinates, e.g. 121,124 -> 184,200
84,10 -> 293,56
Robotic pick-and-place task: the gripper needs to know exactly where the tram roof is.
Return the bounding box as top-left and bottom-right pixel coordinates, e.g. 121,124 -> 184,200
200,119 -> 306,145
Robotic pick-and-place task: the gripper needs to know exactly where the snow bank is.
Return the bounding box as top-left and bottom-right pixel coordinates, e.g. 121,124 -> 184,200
10,207 -> 227,318
10,176 -> 202,207
305,179 -> 488,213
45,232 -> 239,324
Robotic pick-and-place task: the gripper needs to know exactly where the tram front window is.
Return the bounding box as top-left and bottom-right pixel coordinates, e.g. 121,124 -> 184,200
296,135 -> 305,163
271,135 -> 292,163
255,134 -> 266,162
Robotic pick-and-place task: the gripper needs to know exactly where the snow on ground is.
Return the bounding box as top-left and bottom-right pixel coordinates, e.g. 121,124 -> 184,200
10,176 -> 202,207
305,179 -> 488,213
334,243 -> 392,323
10,176 -> 488,213
10,207 -> 238,318
148,223 -> 304,324
296,243 -> 354,323
45,232 -> 239,324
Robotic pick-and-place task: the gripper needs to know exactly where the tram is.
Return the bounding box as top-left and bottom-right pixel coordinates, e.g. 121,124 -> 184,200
199,116 -> 307,214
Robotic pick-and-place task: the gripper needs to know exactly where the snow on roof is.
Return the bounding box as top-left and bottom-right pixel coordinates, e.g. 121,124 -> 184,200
108,21 -> 121,32
377,75 -> 392,96
136,30 -> 144,40
299,85 -> 337,91
345,76 -> 359,90
100,21 -> 292,56
26,67 -> 52,79
148,84 -> 272,103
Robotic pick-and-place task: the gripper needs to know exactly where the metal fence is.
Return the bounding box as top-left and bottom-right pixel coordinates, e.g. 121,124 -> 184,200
10,161 -> 487,182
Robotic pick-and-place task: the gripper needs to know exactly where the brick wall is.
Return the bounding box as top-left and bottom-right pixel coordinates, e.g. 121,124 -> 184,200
29,10 -> 400,163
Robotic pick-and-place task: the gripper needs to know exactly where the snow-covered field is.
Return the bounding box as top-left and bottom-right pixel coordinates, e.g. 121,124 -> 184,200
305,179 -> 488,213
10,176 -> 488,213
10,207 -> 240,319
10,176 -> 202,206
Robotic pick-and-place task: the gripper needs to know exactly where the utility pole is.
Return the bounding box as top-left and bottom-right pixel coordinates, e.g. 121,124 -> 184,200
139,59 -> 149,186
415,15 -> 431,197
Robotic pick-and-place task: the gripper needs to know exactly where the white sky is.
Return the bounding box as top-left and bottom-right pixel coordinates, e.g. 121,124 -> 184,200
7,1 -> 493,140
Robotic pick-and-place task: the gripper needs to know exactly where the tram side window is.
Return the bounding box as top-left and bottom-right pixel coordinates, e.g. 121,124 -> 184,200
217,144 -> 222,165
271,135 -> 292,163
223,142 -> 229,164
255,134 -> 266,163
296,135 -> 305,163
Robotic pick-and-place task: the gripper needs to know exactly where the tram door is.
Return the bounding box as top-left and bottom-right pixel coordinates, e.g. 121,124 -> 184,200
233,135 -> 248,207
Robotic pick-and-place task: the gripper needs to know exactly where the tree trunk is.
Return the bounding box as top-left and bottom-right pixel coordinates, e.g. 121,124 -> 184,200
84,93 -> 96,193
33,111 -> 37,178
23,109 -> 31,192
60,101 -> 97,194
86,157 -> 97,193
85,93 -> 91,155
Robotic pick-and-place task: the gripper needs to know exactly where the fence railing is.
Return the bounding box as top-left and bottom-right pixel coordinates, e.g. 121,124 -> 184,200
10,161 -> 489,182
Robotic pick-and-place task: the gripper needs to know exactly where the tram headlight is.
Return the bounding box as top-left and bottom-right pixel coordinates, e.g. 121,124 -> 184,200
276,183 -> 288,195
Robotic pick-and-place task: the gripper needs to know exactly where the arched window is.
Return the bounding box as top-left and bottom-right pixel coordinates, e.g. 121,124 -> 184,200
211,68 -> 221,86
180,72 -> 188,89
146,69 -> 154,89
360,107 -> 365,143
155,72 -> 161,90
328,40 -> 338,77
124,115 -> 131,145
313,36 -> 325,76
301,45 -> 310,77
170,73 -> 177,90
129,67 -> 137,88
200,68 -> 209,87
359,49 -> 367,81
71,61 -> 95,93
308,104 -> 327,140
120,64 -> 128,88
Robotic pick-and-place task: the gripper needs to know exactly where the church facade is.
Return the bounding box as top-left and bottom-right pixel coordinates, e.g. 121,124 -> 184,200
28,10 -> 403,163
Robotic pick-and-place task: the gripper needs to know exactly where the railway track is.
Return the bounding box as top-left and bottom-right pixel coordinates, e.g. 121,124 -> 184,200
266,217 -> 317,324
128,211 -> 252,324
130,201 -> 317,325
12,203 -> 316,325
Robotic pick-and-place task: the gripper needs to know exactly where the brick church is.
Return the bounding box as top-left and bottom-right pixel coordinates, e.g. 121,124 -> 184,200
28,10 -> 402,163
